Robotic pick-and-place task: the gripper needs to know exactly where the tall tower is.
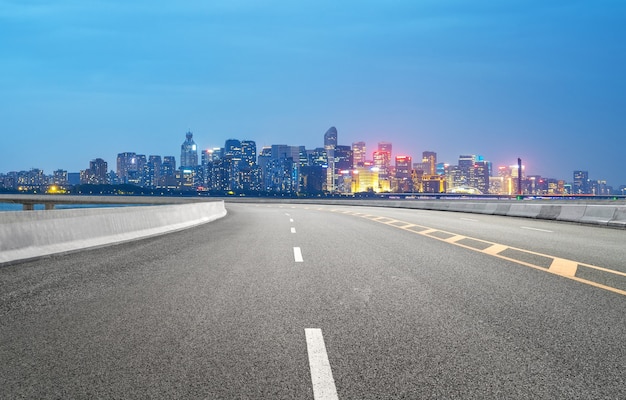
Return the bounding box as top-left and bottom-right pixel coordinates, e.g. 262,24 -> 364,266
116,152 -> 137,183
573,170 -> 589,194
422,151 -> 437,175
180,131 -> 198,169
378,142 -> 392,156
324,127 -> 338,192
376,142 -> 392,179
352,141 -> 366,167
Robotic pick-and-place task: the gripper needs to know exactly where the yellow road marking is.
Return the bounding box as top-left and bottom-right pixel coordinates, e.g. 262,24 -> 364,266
483,244 -> 508,255
444,235 -> 466,243
549,258 -> 578,277
326,207 -> 625,297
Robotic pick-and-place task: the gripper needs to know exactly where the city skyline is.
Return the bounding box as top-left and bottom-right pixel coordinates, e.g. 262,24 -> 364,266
0,127 -> 621,189
2,1 -> 625,185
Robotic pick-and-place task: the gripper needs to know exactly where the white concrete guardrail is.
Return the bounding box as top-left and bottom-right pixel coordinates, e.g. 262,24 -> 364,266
224,197 -> 626,228
0,201 -> 226,265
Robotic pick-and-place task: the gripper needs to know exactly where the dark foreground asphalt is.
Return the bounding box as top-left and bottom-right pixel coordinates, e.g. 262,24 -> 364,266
1,203 -> 625,399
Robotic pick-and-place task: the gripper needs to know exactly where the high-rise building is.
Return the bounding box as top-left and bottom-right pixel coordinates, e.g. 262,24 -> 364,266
324,127 -> 338,192
180,131 -> 198,169
422,151 -> 437,175
573,170 -> 589,194
334,145 -> 353,172
241,140 -> 257,168
378,142 -> 392,156
52,169 -> 68,187
324,127 -> 338,149
261,144 -> 300,193
90,158 -> 108,181
117,152 -> 137,183
162,156 -> 176,177
146,156 -> 162,188
395,155 -> 413,192
395,156 -> 412,179
373,150 -> 391,180
352,142 -> 366,167
454,155 -> 489,193
80,158 -> 108,185
352,166 -> 380,193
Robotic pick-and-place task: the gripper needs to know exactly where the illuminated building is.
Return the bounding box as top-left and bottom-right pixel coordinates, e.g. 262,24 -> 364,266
573,170 -> 589,194
146,155 -> 162,188
352,167 -> 380,193
334,145 -> 353,171
473,159 -> 490,194
352,141 -> 366,167
52,170 -> 68,187
241,140 -> 257,168
422,175 -> 447,193
378,141 -> 392,155
81,158 -> 109,185
453,155 -> 490,194
395,155 -> 413,192
307,148 -> 328,168
180,131 -> 198,169
162,156 -> 176,177
373,150 -> 391,180
422,151 -> 437,175
116,152 -> 137,183
324,127 -> 338,192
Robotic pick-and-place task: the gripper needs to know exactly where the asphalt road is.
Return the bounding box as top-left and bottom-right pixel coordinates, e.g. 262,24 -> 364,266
1,203 -> 625,399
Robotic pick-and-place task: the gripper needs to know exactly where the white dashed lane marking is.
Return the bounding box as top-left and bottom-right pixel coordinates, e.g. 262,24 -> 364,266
305,329 -> 339,400
521,226 -> 553,233
293,247 -> 303,262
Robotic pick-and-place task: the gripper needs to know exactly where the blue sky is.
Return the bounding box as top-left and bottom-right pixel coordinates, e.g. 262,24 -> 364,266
1,0 -> 625,186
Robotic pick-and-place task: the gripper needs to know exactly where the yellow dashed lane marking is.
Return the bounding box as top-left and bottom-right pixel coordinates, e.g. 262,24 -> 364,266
329,208 -> 626,297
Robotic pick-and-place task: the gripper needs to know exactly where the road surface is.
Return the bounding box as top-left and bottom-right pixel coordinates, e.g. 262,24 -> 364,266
1,203 -> 625,399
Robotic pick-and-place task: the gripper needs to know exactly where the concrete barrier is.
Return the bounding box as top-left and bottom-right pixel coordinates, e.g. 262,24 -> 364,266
506,203 -> 542,218
221,197 -> 626,228
0,201 -> 226,265
579,205 -> 618,226
537,205 -> 562,220
608,208 -> 626,228
556,204 -> 588,224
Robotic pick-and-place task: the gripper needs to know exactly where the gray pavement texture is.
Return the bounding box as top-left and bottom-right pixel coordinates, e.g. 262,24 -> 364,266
1,203 -> 625,399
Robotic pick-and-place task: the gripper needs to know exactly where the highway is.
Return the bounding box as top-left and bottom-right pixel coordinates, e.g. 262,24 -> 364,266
1,202 -> 625,399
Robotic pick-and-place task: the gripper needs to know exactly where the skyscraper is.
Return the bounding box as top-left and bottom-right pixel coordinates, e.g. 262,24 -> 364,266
162,156 -> 176,177
395,155 -> 413,192
324,127 -> 338,149
573,170 -> 590,194
375,142 -> 392,180
352,141 -> 366,167
241,140 -> 257,168
180,131 -> 198,169
324,126 -> 338,192
373,150 -> 391,180
117,152 -> 137,183
422,151 -> 437,175
378,142 -> 392,156
81,158 -> 108,185
146,155 -> 162,188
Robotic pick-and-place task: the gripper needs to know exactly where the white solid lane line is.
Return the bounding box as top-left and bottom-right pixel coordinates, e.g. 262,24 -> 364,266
305,329 -> 339,400
291,227 -> 296,233
294,247 -> 304,262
